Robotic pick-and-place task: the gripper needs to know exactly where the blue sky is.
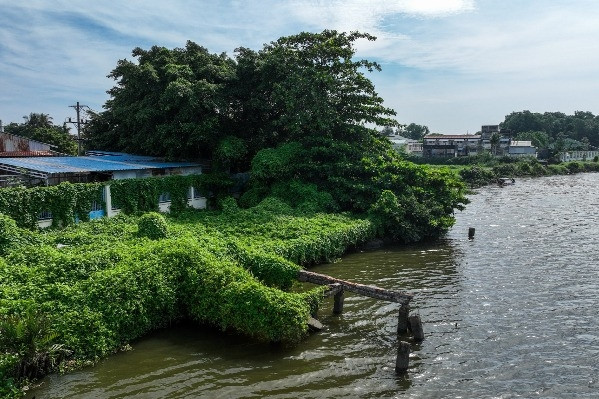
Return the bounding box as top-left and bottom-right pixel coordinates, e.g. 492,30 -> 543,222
1,0 -> 598,134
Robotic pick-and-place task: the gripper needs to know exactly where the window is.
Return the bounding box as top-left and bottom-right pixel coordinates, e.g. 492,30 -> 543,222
38,210 -> 53,220
159,192 -> 171,203
193,186 -> 204,199
90,201 -> 103,211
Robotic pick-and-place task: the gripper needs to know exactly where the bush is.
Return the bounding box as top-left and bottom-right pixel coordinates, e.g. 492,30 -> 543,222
0,214 -> 20,256
137,212 -> 168,239
219,197 -> 239,214
459,166 -> 496,187
566,161 -> 582,173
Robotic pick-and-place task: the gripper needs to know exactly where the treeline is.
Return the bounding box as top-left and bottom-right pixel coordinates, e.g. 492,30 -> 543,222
503,110 -> 599,151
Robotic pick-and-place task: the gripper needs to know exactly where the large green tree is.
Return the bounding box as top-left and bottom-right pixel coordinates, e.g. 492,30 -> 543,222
401,123 -> 429,140
87,41 -> 236,160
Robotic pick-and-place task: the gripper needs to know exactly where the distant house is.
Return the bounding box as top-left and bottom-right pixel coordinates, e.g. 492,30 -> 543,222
423,134 -> 481,157
560,150 -> 599,162
0,151 -> 207,227
508,141 -> 537,157
480,125 -> 513,155
387,132 -> 423,156
0,132 -> 60,157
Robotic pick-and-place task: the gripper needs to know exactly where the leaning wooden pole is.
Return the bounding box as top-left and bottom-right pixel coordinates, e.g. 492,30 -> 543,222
297,270 -> 413,305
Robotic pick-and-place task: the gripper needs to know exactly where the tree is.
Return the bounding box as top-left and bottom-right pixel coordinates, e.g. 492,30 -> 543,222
88,31 -> 468,242
380,126 -> 395,137
490,133 -> 500,155
230,30 -> 398,156
87,41 -> 236,161
23,113 -> 53,129
515,131 -> 550,149
402,123 -> 429,140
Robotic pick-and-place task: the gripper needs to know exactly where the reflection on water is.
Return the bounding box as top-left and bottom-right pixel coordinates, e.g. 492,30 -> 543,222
30,174 -> 599,398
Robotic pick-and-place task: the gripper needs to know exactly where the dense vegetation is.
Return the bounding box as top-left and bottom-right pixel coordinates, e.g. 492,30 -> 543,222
454,157 -> 599,187
0,201 -> 374,396
502,110 -> 599,152
0,30 -> 471,396
86,30 -> 468,242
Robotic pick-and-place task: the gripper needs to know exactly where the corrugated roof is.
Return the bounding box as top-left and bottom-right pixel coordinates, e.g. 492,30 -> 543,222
425,135 -> 481,139
0,151 -> 58,157
0,155 -> 201,175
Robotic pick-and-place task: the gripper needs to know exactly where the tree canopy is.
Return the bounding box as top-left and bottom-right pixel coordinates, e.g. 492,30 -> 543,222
87,30 -> 467,242
502,110 -> 599,150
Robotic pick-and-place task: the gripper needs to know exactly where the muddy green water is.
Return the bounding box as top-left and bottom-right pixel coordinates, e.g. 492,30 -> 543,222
29,173 -> 599,398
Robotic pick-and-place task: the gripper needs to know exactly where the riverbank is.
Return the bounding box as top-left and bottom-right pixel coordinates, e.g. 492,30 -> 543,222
453,159 -> 599,188
0,200 -> 376,397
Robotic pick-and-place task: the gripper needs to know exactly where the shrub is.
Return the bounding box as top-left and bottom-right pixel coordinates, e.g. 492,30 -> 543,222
566,161 -> 581,173
137,212 -> 168,239
219,197 -> 239,214
0,214 -> 20,256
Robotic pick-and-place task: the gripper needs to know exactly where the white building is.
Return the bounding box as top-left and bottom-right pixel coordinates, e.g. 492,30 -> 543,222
508,141 -> 537,157
0,151 -> 207,227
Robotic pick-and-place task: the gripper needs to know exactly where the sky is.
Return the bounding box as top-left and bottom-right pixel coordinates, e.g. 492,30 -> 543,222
1,0 -> 598,134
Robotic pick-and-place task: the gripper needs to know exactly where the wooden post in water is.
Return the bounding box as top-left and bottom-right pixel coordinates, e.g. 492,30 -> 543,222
408,315 -> 424,341
395,341 -> 410,374
397,304 -> 410,334
468,227 -> 475,239
333,290 -> 344,314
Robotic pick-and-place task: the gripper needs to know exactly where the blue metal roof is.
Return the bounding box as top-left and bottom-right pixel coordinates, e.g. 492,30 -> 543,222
0,155 -> 201,175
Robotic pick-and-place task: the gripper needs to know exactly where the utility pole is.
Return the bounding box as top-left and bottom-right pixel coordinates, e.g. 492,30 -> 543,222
66,101 -> 89,156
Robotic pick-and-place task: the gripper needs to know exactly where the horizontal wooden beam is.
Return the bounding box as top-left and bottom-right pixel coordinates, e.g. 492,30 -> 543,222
298,270 -> 413,305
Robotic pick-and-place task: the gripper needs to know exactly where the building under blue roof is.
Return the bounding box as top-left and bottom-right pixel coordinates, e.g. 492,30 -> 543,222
0,151 -> 203,185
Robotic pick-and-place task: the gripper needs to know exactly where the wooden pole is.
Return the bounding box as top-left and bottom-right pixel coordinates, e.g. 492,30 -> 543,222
468,227 -> 475,239
408,315 -> 424,341
395,341 -> 410,374
333,290 -> 344,314
397,304 -> 410,334
298,270 -> 413,305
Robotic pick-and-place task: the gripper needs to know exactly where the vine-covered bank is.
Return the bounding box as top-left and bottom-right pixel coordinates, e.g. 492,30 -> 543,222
0,198 -> 374,397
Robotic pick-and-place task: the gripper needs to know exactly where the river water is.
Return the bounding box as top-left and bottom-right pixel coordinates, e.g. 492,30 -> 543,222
29,173 -> 599,398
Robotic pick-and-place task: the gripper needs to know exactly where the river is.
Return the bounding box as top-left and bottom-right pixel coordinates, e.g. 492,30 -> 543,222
28,173 -> 599,398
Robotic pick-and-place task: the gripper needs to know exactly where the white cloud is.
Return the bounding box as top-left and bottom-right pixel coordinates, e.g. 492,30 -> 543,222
1,0 -> 599,133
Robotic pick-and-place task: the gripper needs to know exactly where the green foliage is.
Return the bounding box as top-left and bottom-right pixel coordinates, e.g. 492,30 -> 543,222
214,136 -> 248,172
0,215 -> 20,256
270,180 -> 338,214
458,166 -> 497,188
400,123 -> 430,140
219,196 -> 239,214
0,182 -> 103,229
502,110 -> 599,149
137,212 -> 168,239
457,158 -> 598,187
1,205 -> 373,394
86,41 -> 236,160
109,173 -> 233,214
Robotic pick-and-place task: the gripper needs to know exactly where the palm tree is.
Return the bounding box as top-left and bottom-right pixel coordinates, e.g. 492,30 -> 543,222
23,113 -> 53,129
